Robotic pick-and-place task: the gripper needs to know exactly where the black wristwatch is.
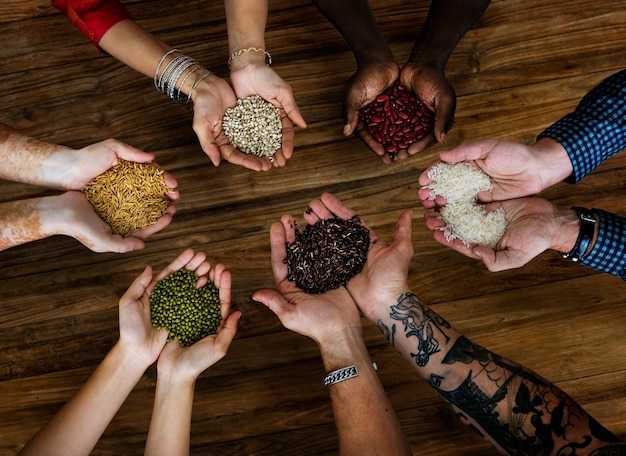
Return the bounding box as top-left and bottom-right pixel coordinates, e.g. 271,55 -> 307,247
561,207 -> 597,263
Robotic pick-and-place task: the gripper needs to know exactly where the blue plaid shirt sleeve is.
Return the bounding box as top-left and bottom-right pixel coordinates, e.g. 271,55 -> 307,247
581,209 -> 626,280
537,69 -> 626,183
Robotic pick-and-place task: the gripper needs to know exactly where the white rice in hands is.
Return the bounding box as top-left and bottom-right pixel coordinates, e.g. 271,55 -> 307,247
425,162 -> 507,248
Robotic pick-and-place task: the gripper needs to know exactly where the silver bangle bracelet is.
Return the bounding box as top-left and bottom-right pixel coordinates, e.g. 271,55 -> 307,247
324,365 -> 358,387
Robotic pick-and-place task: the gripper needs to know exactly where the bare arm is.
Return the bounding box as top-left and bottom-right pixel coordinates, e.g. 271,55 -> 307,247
253,216 -> 411,456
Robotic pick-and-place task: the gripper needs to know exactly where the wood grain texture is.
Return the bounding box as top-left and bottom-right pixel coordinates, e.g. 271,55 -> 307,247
1,0 -> 626,454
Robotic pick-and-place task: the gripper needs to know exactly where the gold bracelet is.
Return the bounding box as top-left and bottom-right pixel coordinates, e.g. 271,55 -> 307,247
228,47 -> 272,69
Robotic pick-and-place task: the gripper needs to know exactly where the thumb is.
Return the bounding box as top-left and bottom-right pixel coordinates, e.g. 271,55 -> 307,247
252,289 -> 292,318
215,311 -> 241,349
122,266 -> 153,302
393,210 -> 414,249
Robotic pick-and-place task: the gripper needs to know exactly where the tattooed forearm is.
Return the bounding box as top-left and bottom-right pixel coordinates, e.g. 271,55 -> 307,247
378,292 -> 626,455
434,337 -> 623,455
386,292 -> 452,367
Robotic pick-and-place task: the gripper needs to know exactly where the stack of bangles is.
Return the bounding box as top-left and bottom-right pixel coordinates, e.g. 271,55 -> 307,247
153,49 -> 211,109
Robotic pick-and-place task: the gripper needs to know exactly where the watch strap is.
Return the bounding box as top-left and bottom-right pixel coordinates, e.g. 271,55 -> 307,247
561,207 -> 597,263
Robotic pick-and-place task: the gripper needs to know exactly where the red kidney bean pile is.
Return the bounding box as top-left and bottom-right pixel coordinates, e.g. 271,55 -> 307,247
359,81 -> 434,158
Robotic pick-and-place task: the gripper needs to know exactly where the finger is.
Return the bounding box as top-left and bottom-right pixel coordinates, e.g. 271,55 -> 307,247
270,221 -> 289,284
354,124 -> 392,164
192,119 -> 223,167
438,139 -> 494,164
121,266 -> 153,304
113,141 -> 155,164
394,210 -> 413,251
343,105 -> 360,136
252,289 -> 292,319
424,211 -> 446,231
306,198 -> 334,222
432,230 -> 481,259
99,234 -> 145,253
215,267 -> 232,320
185,251 -> 208,274
433,95 -> 455,145
406,134 -> 435,156
213,311 -> 240,354
275,92 -> 307,129
271,149 -> 287,168
280,215 -> 297,243
131,207 -> 176,239
319,193 -> 357,221
194,259 -> 212,282
161,171 -> 180,201
219,144 -> 270,171
280,114 -> 295,160
418,162 -> 439,186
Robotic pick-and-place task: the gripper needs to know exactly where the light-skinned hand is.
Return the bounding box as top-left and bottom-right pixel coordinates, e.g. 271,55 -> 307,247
418,137 -> 574,208
252,214 -> 362,347
423,197 -> 580,271
48,191 -> 175,253
301,193 -> 413,322
230,62 -> 307,170
156,261 -> 241,385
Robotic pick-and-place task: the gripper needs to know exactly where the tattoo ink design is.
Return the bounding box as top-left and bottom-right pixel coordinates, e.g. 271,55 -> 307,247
377,319 -> 396,347
388,292 -> 451,367
433,336 -> 624,455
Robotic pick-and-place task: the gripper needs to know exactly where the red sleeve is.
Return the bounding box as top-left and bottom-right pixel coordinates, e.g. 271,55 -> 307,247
51,0 -> 132,47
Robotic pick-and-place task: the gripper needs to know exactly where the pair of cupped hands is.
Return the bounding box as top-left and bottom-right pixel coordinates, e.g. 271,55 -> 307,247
418,137 -> 578,272
120,192 -> 413,375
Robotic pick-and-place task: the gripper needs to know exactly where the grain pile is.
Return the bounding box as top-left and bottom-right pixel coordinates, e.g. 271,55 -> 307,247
82,160 -> 171,237
222,95 -> 282,159
426,162 -> 507,248
150,268 -> 222,347
285,216 -> 370,294
360,81 -> 434,158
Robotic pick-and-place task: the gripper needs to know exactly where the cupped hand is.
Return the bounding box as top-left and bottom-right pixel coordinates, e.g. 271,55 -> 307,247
302,193 -> 413,323
56,191 -> 176,253
418,138 -> 562,209
423,197 -> 576,271
252,213 -> 362,346
67,140 -> 179,202
189,73 -> 272,171
400,61 -> 455,152
344,60 -> 400,164
230,63 -> 307,169
156,262 -> 241,384
117,249 -> 220,367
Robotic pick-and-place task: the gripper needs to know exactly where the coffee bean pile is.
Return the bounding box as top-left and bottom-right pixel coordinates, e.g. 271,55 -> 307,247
285,216 -> 370,294
222,95 -> 282,159
150,268 -> 221,347
360,81 -> 434,158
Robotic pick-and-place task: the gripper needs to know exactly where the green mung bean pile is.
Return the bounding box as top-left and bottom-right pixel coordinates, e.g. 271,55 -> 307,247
150,268 -> 222,346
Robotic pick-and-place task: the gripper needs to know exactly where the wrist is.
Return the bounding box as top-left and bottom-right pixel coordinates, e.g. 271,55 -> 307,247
531,137 -> 574,191
318,326 -> 369,373
109,341 -> 154,376
556,207 -> 599,262
357,286 -> 412,324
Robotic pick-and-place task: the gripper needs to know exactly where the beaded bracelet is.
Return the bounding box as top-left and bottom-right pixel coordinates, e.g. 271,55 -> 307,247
228,47 -> 272,69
